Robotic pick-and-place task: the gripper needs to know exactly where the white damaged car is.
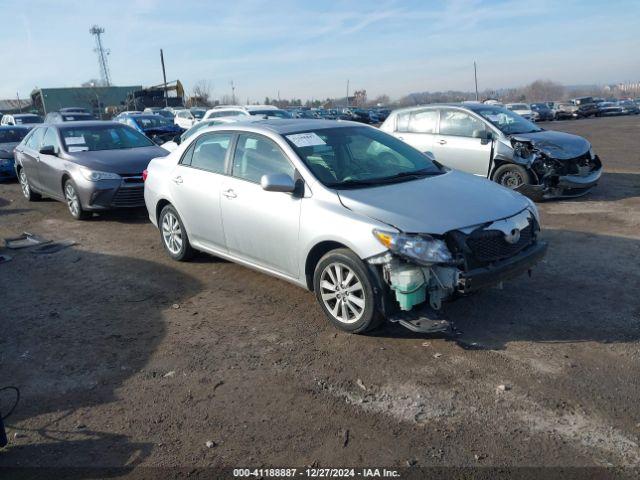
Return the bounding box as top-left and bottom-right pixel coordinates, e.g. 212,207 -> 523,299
143,119 -> 547,334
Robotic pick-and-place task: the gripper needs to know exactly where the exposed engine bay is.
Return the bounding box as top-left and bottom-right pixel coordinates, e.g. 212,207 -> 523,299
504,136 -> 603,200
369,209 -> 548,333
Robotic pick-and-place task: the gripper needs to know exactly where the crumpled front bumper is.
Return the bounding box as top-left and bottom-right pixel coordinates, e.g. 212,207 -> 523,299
458,241 -> 548,293
517,157 -> 603,200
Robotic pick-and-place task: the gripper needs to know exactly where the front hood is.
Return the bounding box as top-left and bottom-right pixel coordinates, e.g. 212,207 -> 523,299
511,130 -> 590,160
337,170 -> 530,235
65,146 -> 169,174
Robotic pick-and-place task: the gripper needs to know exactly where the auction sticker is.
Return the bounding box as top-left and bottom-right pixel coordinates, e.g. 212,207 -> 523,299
286,132 -> 326,148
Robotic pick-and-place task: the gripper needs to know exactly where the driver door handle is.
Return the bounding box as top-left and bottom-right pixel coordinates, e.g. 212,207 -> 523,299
223,189 -> 237,199
172,176 -> 183,185
437,139 -> 447,145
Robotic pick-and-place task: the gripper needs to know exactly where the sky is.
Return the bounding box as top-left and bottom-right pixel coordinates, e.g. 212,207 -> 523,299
2,0 -> 640,102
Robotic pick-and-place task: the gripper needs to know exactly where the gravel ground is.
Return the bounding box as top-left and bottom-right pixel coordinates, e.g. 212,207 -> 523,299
0,115 -> 639,476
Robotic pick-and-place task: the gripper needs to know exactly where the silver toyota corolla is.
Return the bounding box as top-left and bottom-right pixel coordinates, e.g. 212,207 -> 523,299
144,119 -> 547,334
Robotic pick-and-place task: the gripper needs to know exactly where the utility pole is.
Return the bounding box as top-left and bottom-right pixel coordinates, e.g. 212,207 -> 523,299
474,61 -> 479,101
230,81 -> 236,104
346,79 -> 350,107
160,49 -> 168,107
89,25 -> 112,86
16,92 -> 22,113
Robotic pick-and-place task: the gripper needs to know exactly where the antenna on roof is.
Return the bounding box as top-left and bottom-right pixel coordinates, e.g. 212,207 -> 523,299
90,25 -> 112,87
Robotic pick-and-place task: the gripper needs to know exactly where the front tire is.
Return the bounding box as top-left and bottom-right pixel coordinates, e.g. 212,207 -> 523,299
492,164 -> 531,190
313,248 -> 382,334
64,180 -> 91,220
18,168 -> 41,201
159,204 -> 194,261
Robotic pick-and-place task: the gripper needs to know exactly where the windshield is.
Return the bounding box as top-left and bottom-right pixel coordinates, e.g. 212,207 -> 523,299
15,115 -> 43,124
508,104 -> 529,110
132,115 -> 172,129
249,109 -> 292,118
475,106 -> 541,135
60,125 -> 155,152
157,110 -> 174,119
191,110 -> 206,119
285,126 -> 442,188
0,128 -> 29,143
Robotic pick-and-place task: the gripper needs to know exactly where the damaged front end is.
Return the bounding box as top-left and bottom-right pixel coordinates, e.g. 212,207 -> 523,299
368,209 -> 548,334
509,136 -> 603,200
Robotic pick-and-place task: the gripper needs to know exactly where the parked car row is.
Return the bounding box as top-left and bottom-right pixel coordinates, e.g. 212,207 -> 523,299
8,114 -> 554,335
500,97 -> 640,121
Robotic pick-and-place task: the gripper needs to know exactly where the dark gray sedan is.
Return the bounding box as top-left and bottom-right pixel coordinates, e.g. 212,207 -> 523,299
14,121 -> 168,219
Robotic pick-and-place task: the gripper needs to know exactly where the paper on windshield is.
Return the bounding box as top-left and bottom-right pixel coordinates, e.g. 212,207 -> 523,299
286,132 -> 326,148
65,136 -> 86,145
68,146 -> 89,152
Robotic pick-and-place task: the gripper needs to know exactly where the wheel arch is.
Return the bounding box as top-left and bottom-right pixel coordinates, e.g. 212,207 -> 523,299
155,198 -> 172,224
304,240 -> 350,291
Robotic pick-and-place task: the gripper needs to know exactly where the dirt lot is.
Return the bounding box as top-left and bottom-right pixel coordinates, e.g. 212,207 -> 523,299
1,116 -> 639,476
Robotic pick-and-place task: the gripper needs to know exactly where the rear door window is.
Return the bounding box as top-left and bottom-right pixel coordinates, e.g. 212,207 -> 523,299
188,132 -> 232,173
408,110 -> 438,133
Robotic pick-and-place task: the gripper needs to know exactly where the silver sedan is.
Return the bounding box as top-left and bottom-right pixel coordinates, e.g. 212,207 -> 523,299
144,119 -> 547,334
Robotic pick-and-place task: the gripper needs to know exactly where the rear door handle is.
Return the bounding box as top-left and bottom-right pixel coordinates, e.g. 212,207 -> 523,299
437,139 -> 447,145
222,189 -> 237,199
172,176 -> 183,184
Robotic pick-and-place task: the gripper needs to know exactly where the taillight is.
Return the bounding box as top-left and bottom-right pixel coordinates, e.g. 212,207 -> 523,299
142,169 -> 148,181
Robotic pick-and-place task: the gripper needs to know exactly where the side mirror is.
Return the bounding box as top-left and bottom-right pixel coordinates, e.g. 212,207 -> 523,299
261,173 -> 296,193
476,130 -> 493,144
173,134 -> 182,145
39,145 -> 57,156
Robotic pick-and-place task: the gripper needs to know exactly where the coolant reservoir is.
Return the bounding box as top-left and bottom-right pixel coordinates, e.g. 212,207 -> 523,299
389,264 -> 427,311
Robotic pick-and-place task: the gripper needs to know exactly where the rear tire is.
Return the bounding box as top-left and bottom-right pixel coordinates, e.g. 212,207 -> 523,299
313,248 -> 383,334
159,204 -> 194,261
18,168 -> 41,201
492,164 -> 531,190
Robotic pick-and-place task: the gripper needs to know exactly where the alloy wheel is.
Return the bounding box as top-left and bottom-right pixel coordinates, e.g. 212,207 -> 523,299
319,262 -> 366,324
65,183 -> 80,217
19,170 -> 30,198
162,212 -> 183,255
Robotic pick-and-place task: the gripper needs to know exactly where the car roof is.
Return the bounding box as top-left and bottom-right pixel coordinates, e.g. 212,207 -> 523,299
48,121 -> 120,128
389,103 -> 503,115
208,118 -> 364,135
0,124 -> 30,130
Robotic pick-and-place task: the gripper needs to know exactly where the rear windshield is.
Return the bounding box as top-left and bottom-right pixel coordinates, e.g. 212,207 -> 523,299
59,125 -> 154,152
61,113 -> 95,121
132,115 -> 173,128
15,115 -> 43,124
249,110 -> 292,118
0,128 -> 29,143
